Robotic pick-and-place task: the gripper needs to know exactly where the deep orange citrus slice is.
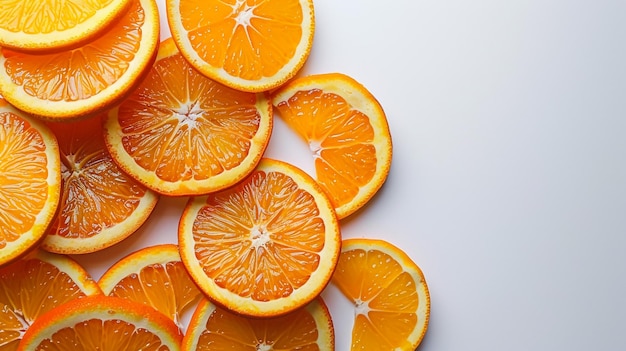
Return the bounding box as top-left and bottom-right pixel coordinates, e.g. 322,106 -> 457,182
178,158 -> 340,317
104,37 -> 272,196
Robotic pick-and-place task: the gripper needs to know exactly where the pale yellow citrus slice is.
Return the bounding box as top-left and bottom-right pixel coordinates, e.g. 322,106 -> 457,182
332,238 -> 430,351
0,0 -> 160,120
0,99 -> 61,265
182,297 -> 334,350
104,38 -> 272,196
0,249 -> 102,351
178,158 -> 340,317
166,0 -> 315,92
98,244 -> 203,330
271,73 -> 393,219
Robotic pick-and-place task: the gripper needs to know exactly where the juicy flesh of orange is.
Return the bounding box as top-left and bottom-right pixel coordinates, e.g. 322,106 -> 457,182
274,89 -> 378,208
195,305 -> 321,350
47,117 -> 149,239
0,0 -> 116,34
333,248 -> 421,349
118,52 -> 262,182
108,261 -> 200,325
0,259 -> 90,349
2,0 -> 144,101
0,112 -> 51,249
181,0 -> 304,80
192,169 -> 325,301
37,319 -> 169,350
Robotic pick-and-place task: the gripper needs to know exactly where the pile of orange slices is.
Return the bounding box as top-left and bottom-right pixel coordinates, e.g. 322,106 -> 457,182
0,0 -> 430,350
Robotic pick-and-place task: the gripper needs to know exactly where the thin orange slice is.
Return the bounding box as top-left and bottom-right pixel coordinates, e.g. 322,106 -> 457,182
271,73 -> 393,219
332,238 -> 430,351
17,295 -> 182,351
98,244 -> 202,330
0,0 -> 160,120
0,249 -> 102,351
178,158 -> 340,317
166,0 -> 315,92
42,116 -> 159,254
0,100 -> 61,265
0,0 -> 132,52
182,297 -> 334,350
104,38 -> 273,196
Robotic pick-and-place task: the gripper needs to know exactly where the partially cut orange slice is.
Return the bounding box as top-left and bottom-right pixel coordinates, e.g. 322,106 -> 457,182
332,238 -> 430,351
0,0 -> 160,120
167,0 -> 315,92
182,297 -> 334,350
0,99 -> 60,265
272,73 -> 393,219
178,158 -> 340,317
104,38 -> 272,196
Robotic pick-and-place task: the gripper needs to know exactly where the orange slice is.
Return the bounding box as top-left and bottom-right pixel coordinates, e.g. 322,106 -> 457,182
166,0 -> 315,92
332,238 -> 430,351
0,100 -> 61,265
182,297 -> 334,350
42,116 -> 159,254
0,249 -> 102,350
17,295 -> 182,351
104,38 -> 273,196
271,73 -> 393,219
0,0 -> 160,120
98,244 -> 202,330
178,158 -> 340,317
0,0 -> 132,52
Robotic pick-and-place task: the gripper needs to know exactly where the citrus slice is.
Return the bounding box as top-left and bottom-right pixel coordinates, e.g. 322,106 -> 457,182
0,0 -> 132,52
0,0 -> 160,120
331,238 -> 430,351
271,73 -> 393,219
17,295 -> 182,351
0,100 -> 61,266
104,38 -> 273,196
178,158 -> 340,317
42,116 -> 159,254
98,244 -> 202,330
0,249 -> 102,351
166,0 -> 315,92
182,297 -> 334,350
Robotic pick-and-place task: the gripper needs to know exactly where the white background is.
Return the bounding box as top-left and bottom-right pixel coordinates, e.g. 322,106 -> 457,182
74,0 -> 626,350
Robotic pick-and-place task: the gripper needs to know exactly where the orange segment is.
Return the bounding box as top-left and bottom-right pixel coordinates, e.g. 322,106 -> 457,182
17,295 -> 182,351
0,0 -> 160,120
0,249 -> 102,351
0,0 -> 132,51
104,38 -> 273,196
0,100 -> 60,265
182,297 -> 334,350
332,238 -> 430,351
42,116 -> 159,254
98,244 -> 202,331
178,158 -> 340,317
166,0 -> 315,92
271,73 -> 393,219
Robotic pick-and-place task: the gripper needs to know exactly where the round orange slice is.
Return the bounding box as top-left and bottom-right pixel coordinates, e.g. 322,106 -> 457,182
98,244 -> 203,330
0,249 -> 102,350
42,116 -> 159,254
271,73 -> 393,219
0,99 -> 61,266
332,238 -> 430,351
166,0 -> 315,92
104,38 -> 273,196
0,0 -> 132,52
17,295 -> 182,351
0,0 -> 160,120
178,158 -> 340,317
182,297 -> 334,350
